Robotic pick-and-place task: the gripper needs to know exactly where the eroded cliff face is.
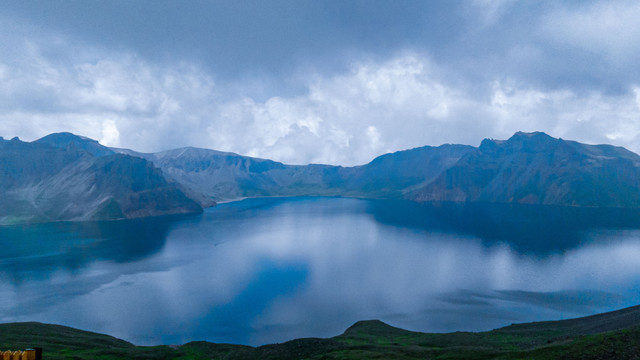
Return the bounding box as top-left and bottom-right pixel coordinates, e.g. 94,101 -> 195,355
117,144 -> 475,202
0,134 -> 201,225
413,132 -> 640,207
4,130 -> 640,226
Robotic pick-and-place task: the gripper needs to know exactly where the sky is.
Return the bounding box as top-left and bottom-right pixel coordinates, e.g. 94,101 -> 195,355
1,0 -> 640,165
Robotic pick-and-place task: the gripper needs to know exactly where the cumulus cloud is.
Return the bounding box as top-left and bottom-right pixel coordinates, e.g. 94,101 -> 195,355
212,54 -> 463,165
0,22 -> 219,151
217,56 -> 640,165
100,119 -> 120,146
2,13 -> 640,166
542,1 -> 640,65
484,81 -> 640,144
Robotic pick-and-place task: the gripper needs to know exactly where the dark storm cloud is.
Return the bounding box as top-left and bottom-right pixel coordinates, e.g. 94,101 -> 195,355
1,0 -> 640,165
1,1 -> 462,80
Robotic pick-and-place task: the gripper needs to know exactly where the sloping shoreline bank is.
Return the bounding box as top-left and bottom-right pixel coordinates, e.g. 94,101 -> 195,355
2,304 -> 640,359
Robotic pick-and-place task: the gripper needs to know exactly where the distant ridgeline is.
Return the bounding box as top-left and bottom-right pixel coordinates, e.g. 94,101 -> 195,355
3,131 -> 640,224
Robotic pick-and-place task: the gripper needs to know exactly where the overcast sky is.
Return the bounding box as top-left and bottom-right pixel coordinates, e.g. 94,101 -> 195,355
1,0 -> 640,165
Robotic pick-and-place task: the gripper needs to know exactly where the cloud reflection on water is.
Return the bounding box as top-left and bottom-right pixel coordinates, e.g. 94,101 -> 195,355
2,197 -> 640,346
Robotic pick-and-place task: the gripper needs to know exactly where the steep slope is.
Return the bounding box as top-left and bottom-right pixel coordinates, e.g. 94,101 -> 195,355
0,136 -> 201,225
7,130 -> 640,221
115,144 -> 473,202
35,132 -> 116,157
414,132 -> 640,207
123,147 -> 298,202
341,144 -> 475,197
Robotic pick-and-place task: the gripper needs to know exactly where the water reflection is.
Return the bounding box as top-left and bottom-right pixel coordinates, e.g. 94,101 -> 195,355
1,197 -> 640,346
0,215 -> 188,282
366,200 -> 640,254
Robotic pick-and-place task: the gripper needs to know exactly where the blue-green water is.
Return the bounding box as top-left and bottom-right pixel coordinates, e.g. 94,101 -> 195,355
2,197 -> 640,345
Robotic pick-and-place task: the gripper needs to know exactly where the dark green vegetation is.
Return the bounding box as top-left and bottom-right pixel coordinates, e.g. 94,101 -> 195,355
2,305 -> 640,359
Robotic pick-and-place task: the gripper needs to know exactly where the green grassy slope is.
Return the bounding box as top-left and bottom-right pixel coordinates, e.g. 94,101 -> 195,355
2,306 -> 640,359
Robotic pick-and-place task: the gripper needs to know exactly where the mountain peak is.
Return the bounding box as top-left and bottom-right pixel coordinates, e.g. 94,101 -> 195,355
37,132 -> 89,142
415,131 -> 640,207
342,320 -> 411,338
36,132 -> 115,157
502,131 -> 559,152
479,132 -> 554,150
511,131 -> 551,138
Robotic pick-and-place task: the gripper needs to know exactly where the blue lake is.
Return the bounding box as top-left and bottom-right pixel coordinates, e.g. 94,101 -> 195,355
2,197 -> 640,346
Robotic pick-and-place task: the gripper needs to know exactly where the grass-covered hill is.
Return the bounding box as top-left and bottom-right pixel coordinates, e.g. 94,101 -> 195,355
2,305 -> 640,359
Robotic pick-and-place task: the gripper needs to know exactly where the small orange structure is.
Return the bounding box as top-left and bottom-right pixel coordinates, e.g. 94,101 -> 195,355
0,348 -> 41,360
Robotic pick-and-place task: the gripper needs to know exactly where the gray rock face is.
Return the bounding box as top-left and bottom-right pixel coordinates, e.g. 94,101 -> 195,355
0,135 -> 202,225
413,132 -> 640,207
35,132 -> 116,157
114,144 -> 474,202
5,130 -> 639,225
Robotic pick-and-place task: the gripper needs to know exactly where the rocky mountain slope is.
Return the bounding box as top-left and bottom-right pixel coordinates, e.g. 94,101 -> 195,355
413,132 -> 640,207
124,131 -> 640,209
115,144 -> 473,202
4,130 -> 640,225
0,134 -> 202,225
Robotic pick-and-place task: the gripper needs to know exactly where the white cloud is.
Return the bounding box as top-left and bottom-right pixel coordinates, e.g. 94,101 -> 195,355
211,54 -> 461,165
100,119 -> 120,147
0,33 -> 219,152
542,1 -> 640,65
483,81 -> 640,147
2,20 -> 640,166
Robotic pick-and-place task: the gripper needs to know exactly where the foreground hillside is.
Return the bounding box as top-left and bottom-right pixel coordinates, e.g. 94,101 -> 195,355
2,305 -> 640,359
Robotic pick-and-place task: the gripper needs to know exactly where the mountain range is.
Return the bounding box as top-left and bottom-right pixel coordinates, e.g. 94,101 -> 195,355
2,131 -> 640,224
114,142 -> 473,202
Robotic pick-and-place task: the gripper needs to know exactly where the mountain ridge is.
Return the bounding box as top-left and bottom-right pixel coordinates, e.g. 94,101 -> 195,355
0,135 -> 202,225
413,131 -> 640,207
112,140 -> 474,202
4,131 -> 640,224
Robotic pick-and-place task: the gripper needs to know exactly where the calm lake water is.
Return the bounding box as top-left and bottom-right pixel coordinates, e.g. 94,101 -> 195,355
2,197 -> 640,346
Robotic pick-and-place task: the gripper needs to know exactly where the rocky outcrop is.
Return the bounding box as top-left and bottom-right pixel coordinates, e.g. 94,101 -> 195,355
413,132 -> 640,207
5,130 -> 640,226
116,144 -> 474,202
0,135 -> 202,225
